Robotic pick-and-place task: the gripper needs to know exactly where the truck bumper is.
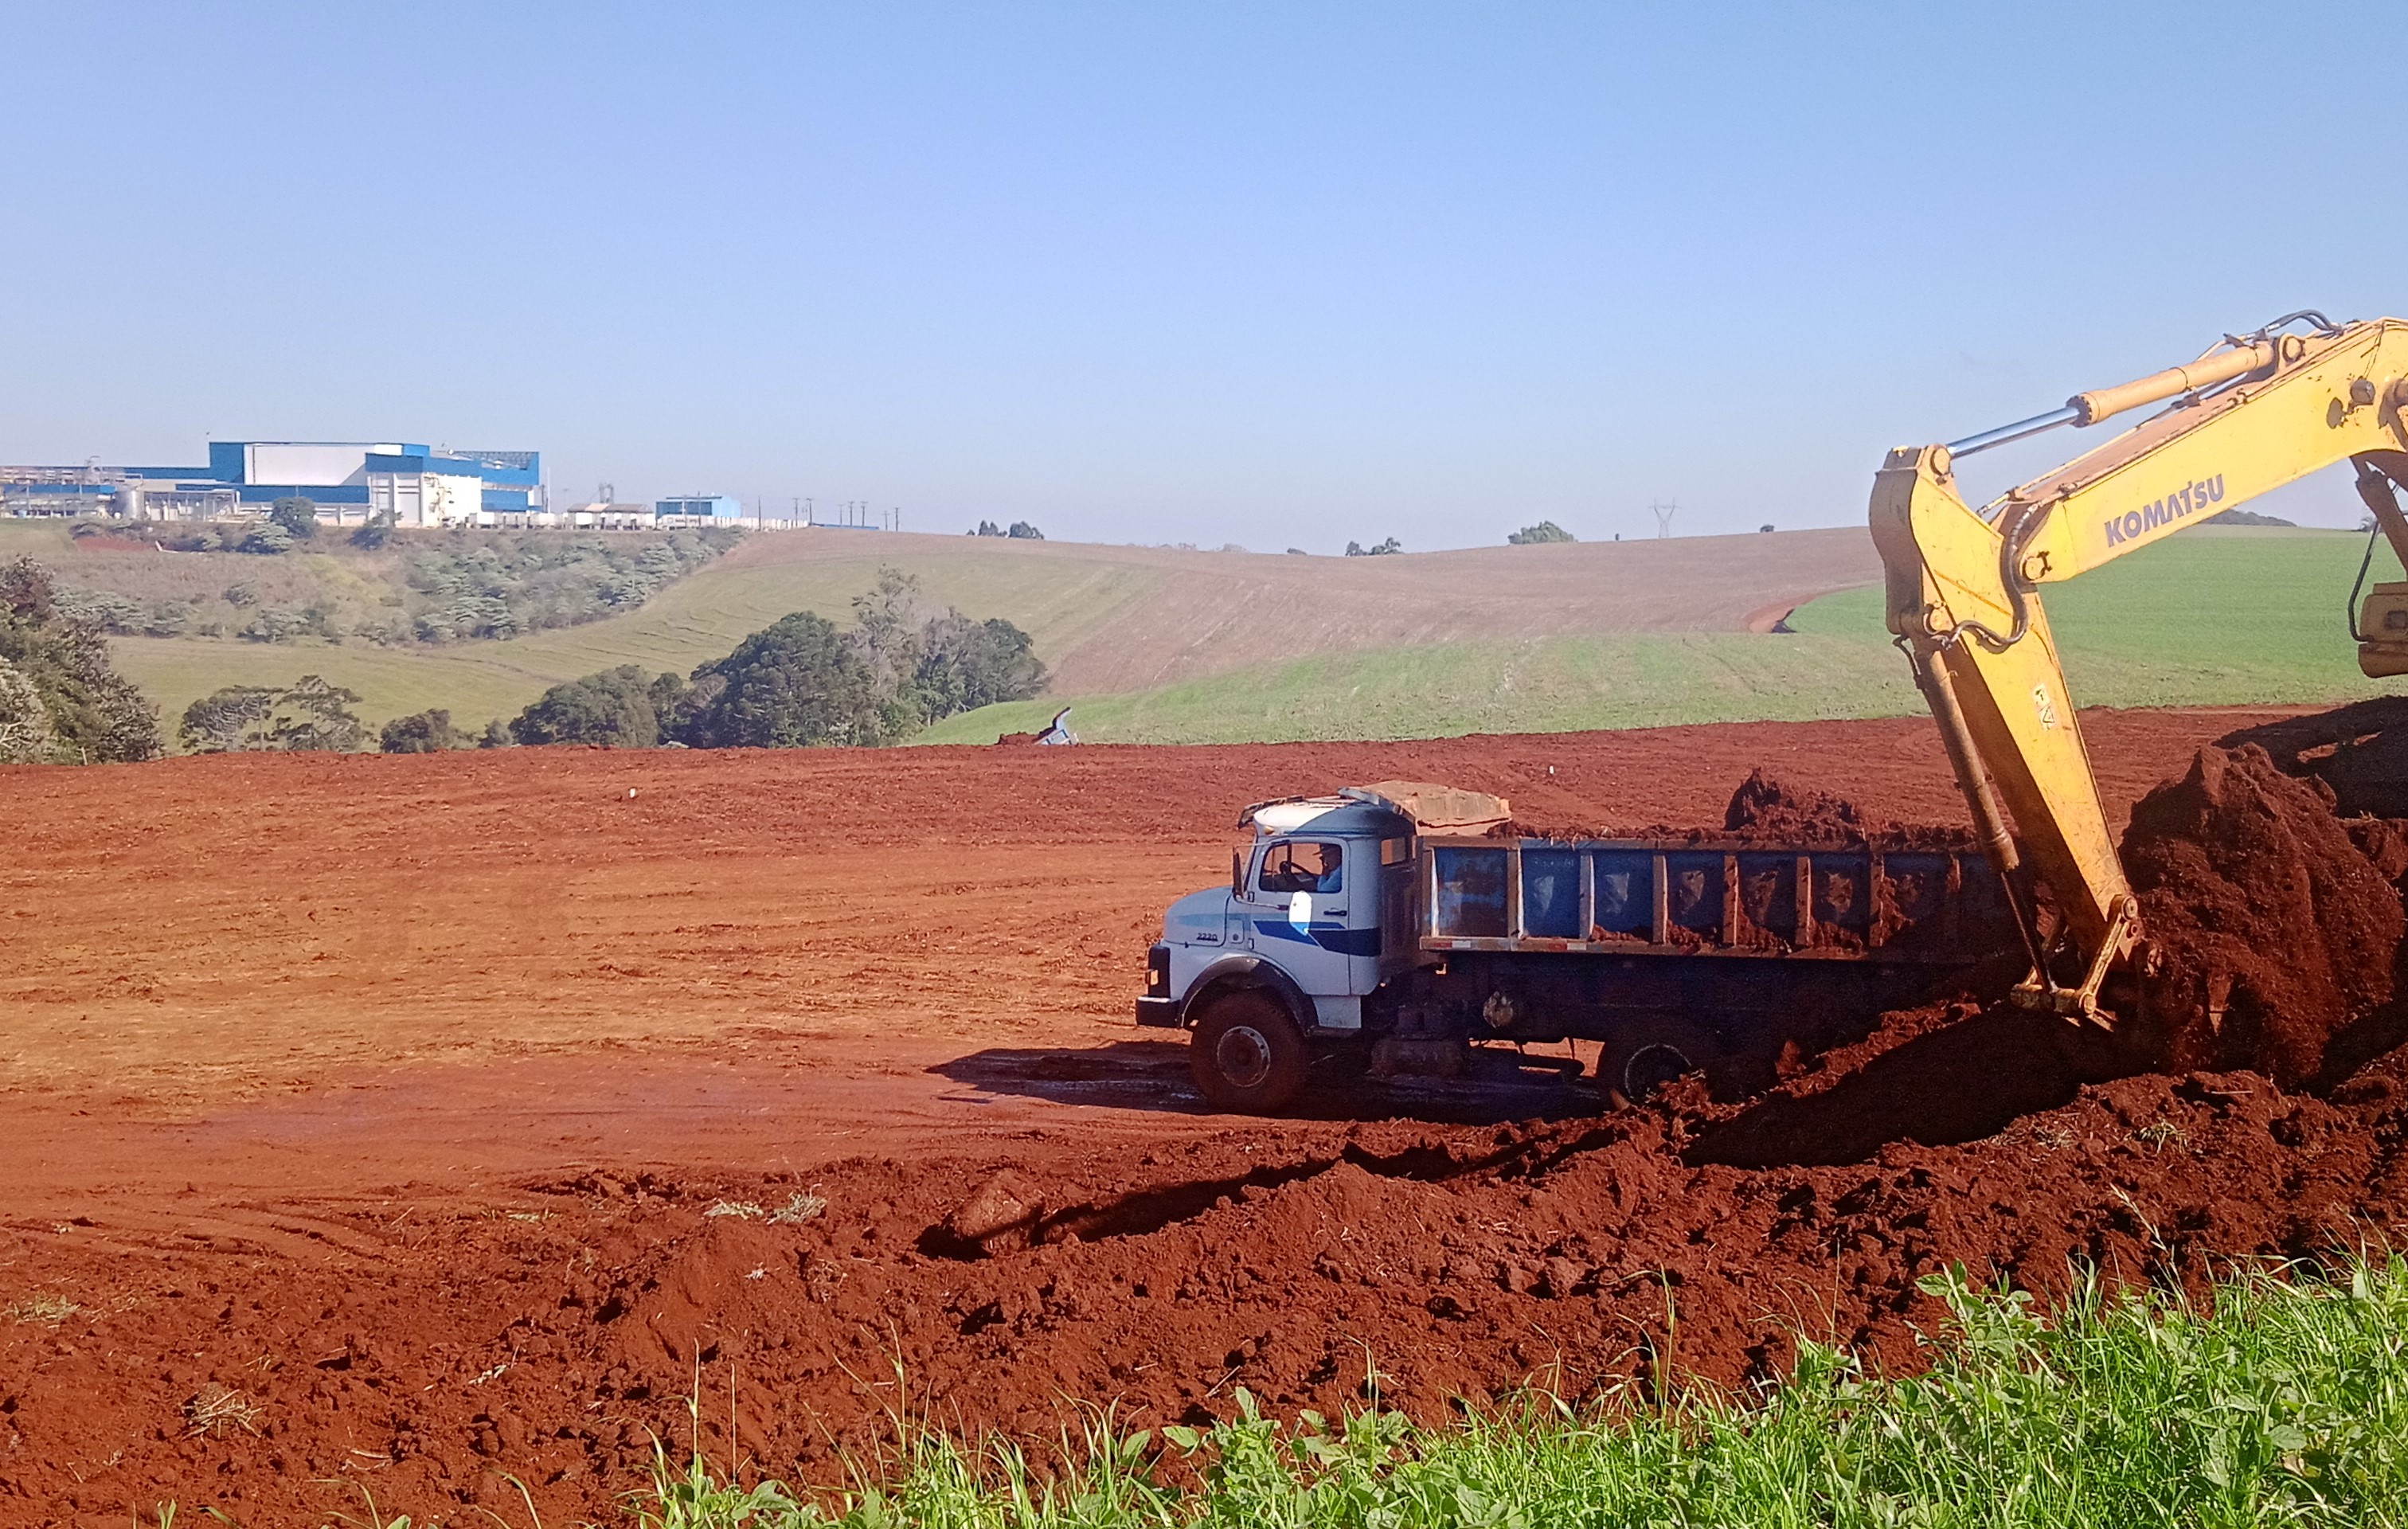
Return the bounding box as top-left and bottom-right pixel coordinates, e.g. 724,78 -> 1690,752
1136,995 -> 1186,1028
1139,944 -> 1182,1026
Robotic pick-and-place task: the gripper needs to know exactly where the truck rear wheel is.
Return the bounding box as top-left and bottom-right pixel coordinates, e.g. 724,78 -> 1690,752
1601,1016 -> 1716,1103
1190,991 -> 1310,1113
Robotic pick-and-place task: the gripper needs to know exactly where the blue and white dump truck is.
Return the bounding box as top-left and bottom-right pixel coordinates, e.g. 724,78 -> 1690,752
1139,781 -> 2011,1113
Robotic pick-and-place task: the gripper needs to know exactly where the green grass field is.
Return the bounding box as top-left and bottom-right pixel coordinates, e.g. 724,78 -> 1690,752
921,527 -> 2404,744
631,1260 -> 2406,1527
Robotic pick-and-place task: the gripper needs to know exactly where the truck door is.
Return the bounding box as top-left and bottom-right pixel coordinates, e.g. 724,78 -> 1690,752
1243,837 -> 1381,1012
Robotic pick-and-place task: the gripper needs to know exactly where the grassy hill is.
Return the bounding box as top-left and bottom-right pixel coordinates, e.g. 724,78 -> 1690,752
32,522 -> 1881,738
13,516 -> 2394,747
920,526 -> 2405,743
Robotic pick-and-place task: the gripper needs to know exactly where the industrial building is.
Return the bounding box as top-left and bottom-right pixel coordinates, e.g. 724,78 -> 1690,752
2,440 -> 542,526
654,495 -> 743,521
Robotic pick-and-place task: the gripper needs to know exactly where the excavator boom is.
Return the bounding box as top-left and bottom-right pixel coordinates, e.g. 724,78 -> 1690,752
1870,314 -> 2408,1021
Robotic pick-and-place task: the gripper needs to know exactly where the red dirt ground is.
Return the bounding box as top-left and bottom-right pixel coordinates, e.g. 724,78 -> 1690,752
2,706 -> 2399,1526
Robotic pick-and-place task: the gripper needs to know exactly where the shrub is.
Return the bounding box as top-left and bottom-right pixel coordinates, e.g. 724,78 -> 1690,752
239,606 -> 315,643
268,496 -> 319,541
513,665 -> 670,748
53,587 -> 144,633
1345,537 -> 1402,556
379,709 -> 458,753
1508,520 -> 1575,545
238,522 -> 295,555
350,509 -> 397,549
1007,520 -> 1045,540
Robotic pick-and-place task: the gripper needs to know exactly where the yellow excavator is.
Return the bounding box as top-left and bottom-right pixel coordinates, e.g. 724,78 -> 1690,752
1870,311 -> 2408,1023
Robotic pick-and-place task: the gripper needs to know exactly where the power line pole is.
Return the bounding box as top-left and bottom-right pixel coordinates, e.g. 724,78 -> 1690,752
1651,499 -> 1679,539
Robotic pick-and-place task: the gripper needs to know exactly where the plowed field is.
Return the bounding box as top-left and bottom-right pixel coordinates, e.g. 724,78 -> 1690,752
3,707 -> 2400,1524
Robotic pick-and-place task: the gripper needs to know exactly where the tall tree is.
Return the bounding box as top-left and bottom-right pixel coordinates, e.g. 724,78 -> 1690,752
0,557 -> 161,762
678,612 -> 880,747
271,675 -> 366,752
179,686 -> 281,753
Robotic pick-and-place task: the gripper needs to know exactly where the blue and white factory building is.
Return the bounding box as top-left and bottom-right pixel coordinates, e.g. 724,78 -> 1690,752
3,440 -> 543,526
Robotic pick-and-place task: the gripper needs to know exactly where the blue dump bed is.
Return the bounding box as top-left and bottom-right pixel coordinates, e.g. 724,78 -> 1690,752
1420,835 -> 2011,962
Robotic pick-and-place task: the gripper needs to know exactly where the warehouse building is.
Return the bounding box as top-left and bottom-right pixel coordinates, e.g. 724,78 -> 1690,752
654,495 -> 743,522
2,440 -> 543,526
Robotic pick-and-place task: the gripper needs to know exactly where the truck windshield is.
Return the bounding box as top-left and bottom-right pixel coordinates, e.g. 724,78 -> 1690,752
1259,840 -> 1343,894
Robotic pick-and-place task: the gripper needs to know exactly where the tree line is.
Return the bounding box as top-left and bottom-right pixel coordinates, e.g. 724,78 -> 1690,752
176,565 -> 1046,755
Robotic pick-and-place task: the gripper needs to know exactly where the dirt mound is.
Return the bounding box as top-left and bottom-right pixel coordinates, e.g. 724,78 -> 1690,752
2123,745 -> 2406,1086
1723,768 -> 1866,840
2219,695 -> 2408,819
1511,769 -> 1976,851
17,1030 -> 2408,1523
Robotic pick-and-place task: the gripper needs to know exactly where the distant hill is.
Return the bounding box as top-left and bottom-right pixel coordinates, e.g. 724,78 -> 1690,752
920,526 -> 2402,744
40,523 -> 1882,737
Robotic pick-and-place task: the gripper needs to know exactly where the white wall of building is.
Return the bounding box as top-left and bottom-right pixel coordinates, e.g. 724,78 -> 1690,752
246,444 -> 401,486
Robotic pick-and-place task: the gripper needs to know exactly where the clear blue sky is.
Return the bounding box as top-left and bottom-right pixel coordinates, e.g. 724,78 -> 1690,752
2,3 -> 2399,549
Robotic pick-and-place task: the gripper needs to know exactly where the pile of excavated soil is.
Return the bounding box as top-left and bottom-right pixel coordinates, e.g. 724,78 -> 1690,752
1724,767 -> 1866,840
11,1024 -> 2406,1522
2124,745 -> 2407,1087
1511,769 -> 1978,852
2221,695 -> 2408,819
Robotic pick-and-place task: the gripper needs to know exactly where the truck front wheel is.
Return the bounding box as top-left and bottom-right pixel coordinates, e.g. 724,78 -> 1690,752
1189,991 -> 1310,1113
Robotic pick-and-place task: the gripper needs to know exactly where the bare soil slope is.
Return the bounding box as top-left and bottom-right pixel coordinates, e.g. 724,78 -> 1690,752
5,706 -> 2398,1524
691,525 -> 1882,694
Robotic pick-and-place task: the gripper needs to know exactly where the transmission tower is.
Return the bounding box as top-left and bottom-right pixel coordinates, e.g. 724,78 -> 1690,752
1651,499 -> 1679,539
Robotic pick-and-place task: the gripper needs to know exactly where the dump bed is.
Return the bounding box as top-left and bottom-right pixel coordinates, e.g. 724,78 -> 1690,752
1417,835 -> 2011,963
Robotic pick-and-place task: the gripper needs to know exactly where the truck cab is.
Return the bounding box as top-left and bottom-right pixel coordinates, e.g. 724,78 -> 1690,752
1139,783 -> 1488,1111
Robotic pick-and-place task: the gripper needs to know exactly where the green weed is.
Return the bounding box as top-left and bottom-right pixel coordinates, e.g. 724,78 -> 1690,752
631,1257 -> 2408,1527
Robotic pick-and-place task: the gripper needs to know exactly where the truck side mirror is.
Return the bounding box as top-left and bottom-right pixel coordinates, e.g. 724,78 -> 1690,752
1233,847 -> 1245,898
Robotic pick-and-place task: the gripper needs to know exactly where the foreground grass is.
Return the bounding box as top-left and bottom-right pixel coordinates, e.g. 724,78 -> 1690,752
638,1260 -> 2408,1527
924,527 -> 2402,745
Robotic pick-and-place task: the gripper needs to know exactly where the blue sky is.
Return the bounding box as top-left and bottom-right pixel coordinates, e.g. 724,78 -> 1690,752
2,3 -> 2399,549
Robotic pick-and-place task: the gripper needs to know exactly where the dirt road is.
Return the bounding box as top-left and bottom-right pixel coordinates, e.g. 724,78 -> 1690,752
1,708 -> 2384,1524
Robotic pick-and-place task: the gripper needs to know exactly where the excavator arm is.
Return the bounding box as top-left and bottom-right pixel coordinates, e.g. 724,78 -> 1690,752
1870,313 -> 2408,1022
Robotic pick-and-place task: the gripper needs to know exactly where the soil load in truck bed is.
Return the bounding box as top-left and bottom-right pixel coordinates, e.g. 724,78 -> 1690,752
4,706 -> 2407,1523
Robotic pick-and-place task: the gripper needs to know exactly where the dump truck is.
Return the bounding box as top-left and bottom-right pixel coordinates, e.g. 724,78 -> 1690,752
1139,780 -> 2015,1112
1140,311 -> 2408,1113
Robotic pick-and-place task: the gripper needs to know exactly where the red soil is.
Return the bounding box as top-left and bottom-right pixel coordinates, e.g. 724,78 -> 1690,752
2125,745 -> 2406,1086
1,705 -> 2399,1525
